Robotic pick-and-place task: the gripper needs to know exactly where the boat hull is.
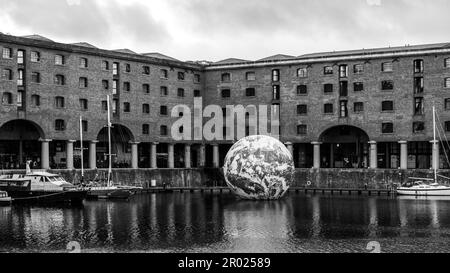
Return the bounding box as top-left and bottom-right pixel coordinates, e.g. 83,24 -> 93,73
87,188 -> 134,200
397,188 -> 450,196
4,190 -> 88,204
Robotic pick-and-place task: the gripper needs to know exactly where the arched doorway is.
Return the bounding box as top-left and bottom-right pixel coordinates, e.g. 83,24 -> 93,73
96,124 -> 134,168
0,119 -> 45,169
319,125 -> 369,168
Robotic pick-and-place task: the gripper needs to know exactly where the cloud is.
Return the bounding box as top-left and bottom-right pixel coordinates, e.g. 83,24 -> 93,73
0,0 -> 448,61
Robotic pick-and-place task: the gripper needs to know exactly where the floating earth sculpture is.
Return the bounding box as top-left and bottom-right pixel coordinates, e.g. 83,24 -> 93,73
223,135 -> 295,200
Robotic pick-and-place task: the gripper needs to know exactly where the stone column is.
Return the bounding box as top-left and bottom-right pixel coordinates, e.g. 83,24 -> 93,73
185,144 -> 191,168
89,140 -> 98,169
312,142 -> 321,169
150,142 -> 158,169
399,141 -> 408,170
212,144 -> 220,168
66,140 -> 75,170
431,140 -> 440,170
130,142 -> 139,169
369,141 -> 378,169
40,139 -> 51,170
199,144 -> 206,167
168,143 -> 174,168
285,142 -> 294,157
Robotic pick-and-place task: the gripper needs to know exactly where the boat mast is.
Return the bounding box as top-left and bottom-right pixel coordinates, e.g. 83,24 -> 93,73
107,95 -> 112,187
79,116 -> 84,179
433,104 -> 437,183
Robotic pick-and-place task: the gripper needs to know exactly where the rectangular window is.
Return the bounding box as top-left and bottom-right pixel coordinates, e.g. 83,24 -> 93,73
113,62 -> 119,75
272,69 -> 280,82
2,69 -> 12,80
340,100 -> 348,118
31,95 -> 40,106
194,90 -> 201,97
143,104 -> 150,114
101,101 -> 107,111
177,88 -> 185,97
297,68 -> 308,78
102,80 -> 109,90
297,85 -> 307,95
414,97 -> 424,115
123,102 -> 130,112
102,61 -> 109,70
353,64 -> 364,74
31,72 -> 40,83
55,97 -> 65,108
413,122 -> 425,133
445,78 -> 450,88
55,120 -> 65,131
324,83 -> 333,93
446,121 -> 450,132
17,69 -> 24,86
143,84 -> 150,93
246,72 -> 256,81
221,89 -> 231,98
55,55 -> 64,65
324,66 -> 333,75
382,62 -> 393,72
160,69 -> 168,79
414,59 -> 424,73
445,58 -> 450,68
2,48 -> 12,59
297,125 -> 307,135
142,124 -> 150,135
54,75 -> 65,85
339,65 -> 348,78
446,98 -> 450,110
354,82 -> 364,92
177,71 -> 185,80
221,73 -> 231,82
382,101 -> 394,111
144,66 -> 151,75
382,80 -> 394,90
160,105 -> 168,116
160,86 -> 168,96
324,103 -> 333,114
245,88 -> 256,97
382,123 -> 394,134
354,102 -> 364,113
2,92 -> 12,104
80,99 -> 88,110
123,82 -> 130,92
17,90 -> 23,108
272,85 -> 280,100
160,126 -> 168,136
82,120 -> 88,132
112,80 -> 118,94
79,77 -> 88,88
112,99 -> 118,115
17,50 -> 25,64
79,57 -> 88,68
339,81 -> 348,97
297,105 -> 307,115
414,77 -> 424,94
194,74 -> 201,83
125,64 -> 131,73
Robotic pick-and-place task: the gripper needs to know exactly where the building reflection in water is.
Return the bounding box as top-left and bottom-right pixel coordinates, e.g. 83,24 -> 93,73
2,194 -> 450,252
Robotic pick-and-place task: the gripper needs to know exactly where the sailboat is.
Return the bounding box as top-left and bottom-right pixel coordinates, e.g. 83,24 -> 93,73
397,105 -> 450,196
85,95 -> 139,200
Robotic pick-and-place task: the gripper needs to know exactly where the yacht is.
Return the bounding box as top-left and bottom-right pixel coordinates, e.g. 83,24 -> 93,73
0,165 -> 87,204
0,191 -> 11,205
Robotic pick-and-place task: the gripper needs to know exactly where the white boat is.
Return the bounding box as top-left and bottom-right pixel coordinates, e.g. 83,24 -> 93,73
397,105 -> 450,196
0,191 -> 12,205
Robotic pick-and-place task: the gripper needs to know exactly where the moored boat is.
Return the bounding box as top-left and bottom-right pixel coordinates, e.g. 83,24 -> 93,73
0,191 -> 11,205
0,168 -> 87,204
397,181 -> 450,196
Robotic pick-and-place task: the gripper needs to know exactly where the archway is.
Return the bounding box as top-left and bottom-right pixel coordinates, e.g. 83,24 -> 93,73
0,119 -> 45,169
96,124 -> 134,168
319,125 -> 369,168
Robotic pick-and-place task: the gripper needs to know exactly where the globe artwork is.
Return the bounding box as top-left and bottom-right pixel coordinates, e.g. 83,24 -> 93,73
223,135 -> 295,200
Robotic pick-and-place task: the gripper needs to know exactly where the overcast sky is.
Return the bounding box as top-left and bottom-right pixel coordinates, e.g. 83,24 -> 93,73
0,0 -> 448,62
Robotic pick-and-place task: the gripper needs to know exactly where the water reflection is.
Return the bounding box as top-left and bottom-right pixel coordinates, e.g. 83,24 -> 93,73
2,193 -> 450,252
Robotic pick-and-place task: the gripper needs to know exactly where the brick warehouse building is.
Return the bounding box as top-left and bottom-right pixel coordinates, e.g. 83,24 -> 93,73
1,33 -> 450,171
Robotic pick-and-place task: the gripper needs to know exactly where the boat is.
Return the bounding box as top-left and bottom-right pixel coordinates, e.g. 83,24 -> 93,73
0,163 -> 88,204
397,105 -> 450,196
84,96 -> 137,200
0,191 -> 12,205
